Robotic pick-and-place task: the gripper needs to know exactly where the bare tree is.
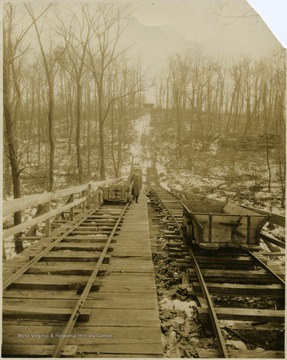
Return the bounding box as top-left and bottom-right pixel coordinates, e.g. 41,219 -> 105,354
25,3 -> 64,191
3,4 -> 37,253
225,62 -> 243,135
3,5 -> 23,253
261,77 -> 272,192
169,53 -> 190,158
86,3 -> 130,179
109,61 -> 143,176
56,4 -> 93,183
272,51 -> 286,207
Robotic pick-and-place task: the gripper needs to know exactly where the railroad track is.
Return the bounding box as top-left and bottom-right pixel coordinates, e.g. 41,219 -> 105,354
2,203 -> 128,358
147,184 -> 285,358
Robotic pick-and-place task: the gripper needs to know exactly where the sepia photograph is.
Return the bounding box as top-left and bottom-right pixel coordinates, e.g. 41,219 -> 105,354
2,0 -> 285,358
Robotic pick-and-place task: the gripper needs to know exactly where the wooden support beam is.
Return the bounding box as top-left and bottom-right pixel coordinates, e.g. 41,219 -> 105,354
198,307 -> 284,322
188,269 -> 276,283
195,256 -> 254,266
192,282 -> 284,297
2,345 -> 78,357
247,215 -> 251,244
260,252 -> 285,257
3,305 -> 90,321
86,184 -> 91,209
9,273 -> 81,290
208,213 -> 212,242
197,348 -> 284,359
69,194 -> 75,220
53,243 -> 114,252
76,226 -> 114,231
61,235 -> 109,242
45,201 -> 51,237
25,263 -> 105,275
29,252 -> 111,263
81,221 -> 117,226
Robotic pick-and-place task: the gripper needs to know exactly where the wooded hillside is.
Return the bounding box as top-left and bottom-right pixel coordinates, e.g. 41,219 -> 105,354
3,3 -> 144,200
148,49 -> 285,209
3,3 -> 285,207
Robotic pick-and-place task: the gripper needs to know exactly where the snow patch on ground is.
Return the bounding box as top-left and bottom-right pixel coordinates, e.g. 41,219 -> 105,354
129,114 -> 151,163
159,296 -> 197,318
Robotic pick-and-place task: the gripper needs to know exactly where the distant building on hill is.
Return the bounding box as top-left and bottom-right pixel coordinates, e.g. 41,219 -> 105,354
143,103 -> 155,109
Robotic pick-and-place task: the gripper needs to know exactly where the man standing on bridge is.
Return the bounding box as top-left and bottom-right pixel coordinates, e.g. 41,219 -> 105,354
130,169 -> 142,203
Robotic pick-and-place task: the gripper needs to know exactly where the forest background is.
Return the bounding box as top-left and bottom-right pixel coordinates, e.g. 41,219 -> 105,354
2,2 -> 286,256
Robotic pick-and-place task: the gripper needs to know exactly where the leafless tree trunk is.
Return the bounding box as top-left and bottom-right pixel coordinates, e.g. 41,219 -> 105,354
273,54 -> 286,207
25,4 -> 61,191
56,4 -> 92,183
3,4 -> 33,253
3,45 -> 23,253
108,64 -> 141,177
86,3 -> 130,179
169,54 -> 190,158
261,81 -> 272,192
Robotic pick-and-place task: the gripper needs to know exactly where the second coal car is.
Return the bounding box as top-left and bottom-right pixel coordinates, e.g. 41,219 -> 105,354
99,179 -> 132,204
181,194 -> 268,250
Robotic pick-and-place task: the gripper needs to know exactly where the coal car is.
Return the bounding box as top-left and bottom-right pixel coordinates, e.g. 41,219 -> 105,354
99,179 -> 132,204
181,195 -> 268,250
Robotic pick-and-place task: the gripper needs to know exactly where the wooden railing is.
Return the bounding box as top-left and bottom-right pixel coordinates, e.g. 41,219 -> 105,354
2,181 -> 108,241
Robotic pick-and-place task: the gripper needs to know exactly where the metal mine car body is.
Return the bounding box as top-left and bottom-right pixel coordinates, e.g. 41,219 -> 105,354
181,195 -> 268,250
100,180 -> 132,204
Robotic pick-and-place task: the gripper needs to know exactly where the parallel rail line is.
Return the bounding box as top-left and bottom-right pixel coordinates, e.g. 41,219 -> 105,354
2,203 -> 128,358
52,203 -> 128,358
148,184 -> 285,358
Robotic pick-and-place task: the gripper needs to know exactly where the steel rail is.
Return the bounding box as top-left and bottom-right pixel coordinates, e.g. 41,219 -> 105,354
3,207 -> 100,290
187,247 -> 229,358
177,190 -> 284,354
247,250 -> 285,286
147,186 -> 180,226
151,185 -> 285,357
149,186 -> 229,358
52,202 -> 129,358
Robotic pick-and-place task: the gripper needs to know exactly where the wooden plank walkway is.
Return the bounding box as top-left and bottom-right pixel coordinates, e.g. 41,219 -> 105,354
75,190 -> 163,357
2,190 -> 163,358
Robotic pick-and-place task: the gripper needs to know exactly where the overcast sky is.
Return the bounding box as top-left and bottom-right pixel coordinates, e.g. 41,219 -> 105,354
128,0 -> 284,64
131,0 -> 286,48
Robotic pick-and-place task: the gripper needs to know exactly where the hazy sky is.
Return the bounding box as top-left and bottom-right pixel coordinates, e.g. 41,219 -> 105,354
130,0 -> 283,61
4,1 -> 285,57
130,0 -> 287,47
